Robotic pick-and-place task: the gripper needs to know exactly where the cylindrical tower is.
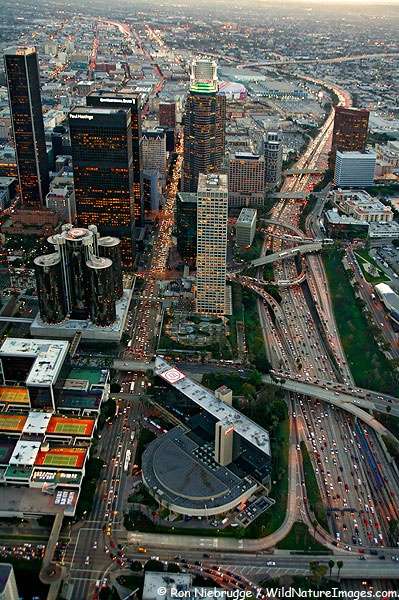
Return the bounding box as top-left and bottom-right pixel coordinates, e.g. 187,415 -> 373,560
48,226 -> 97,319
34,253 -> 67,323
98,236 -> 123,299
85,256 -> 116,326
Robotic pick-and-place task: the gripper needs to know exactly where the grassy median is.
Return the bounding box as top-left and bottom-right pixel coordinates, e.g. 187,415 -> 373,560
323,249 -> 398,395
300,442 -> 329,532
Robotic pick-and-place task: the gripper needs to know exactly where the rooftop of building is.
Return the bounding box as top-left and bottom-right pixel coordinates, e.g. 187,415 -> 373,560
98,236 -> 120,248
369,221 -> 399,233
4,46 -> 36,56
155,358 -> 271,456
233,152 -> 262,160
69,106 -> 129,117
86,256 -> 112,270
142,426 -> 257,514
177,192 -> 197,204
34,253 -> 61,268
197,173 -> 228,193
375,283 -> 399,315
336,150 -> 376,159
0,338 -> 69,387
237,207 -> 257,224
143,571 -> 193,600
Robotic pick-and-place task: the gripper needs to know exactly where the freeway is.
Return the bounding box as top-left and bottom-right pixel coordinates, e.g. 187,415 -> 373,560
251,241 -> 328,267
238,51 -> 399,69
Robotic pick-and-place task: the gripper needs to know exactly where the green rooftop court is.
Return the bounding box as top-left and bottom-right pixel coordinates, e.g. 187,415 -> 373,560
57,394 -> 101,410
5,465 -> 32,479
66,367 -> 107,386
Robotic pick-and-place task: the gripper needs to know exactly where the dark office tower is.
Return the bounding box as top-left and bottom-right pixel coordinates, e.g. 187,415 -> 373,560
51,132 -> 64,168
4,47 -> 49,208
175,192 -> 197,265
182,59 -> 226,192
86,256 -> 116,326
33,253 -> 67,323
86,90 -> 144,227
330,107 -> 370,169
69,106 -> 135,268
98,236 -> 123,299
159,101 -> 176,128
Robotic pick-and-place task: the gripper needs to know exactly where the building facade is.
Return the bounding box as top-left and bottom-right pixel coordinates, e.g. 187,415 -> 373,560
228,152 -> 265,208
142,128 -> 167,177
159,101 -> 176,128
334,150 -> 376,188
86,90 -> 144,227
330,107 -> 369,169
196,173 -> 228,315
175,192 -> 197,265
182,59 -> 226,193
264,131 -> 283,190
69,106 -> 135,267
4,47 -> 49,208
236,207 -> 257,246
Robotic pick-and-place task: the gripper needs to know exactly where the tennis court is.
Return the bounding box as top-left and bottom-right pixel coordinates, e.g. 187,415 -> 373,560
0,413 -> 27,432
47,416 -> 94,437
35,446 -> 87,469
0,386 -> 30,405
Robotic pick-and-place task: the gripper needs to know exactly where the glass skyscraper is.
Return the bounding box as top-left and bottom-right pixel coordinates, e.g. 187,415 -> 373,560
4,46 -> 49,208
182,59 -> 226,193
69,106 -> 135,267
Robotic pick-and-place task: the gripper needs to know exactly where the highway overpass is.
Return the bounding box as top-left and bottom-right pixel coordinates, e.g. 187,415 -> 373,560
269,191 -> 307,199
263,375 -> 399,429
251,241 -> 329,267
0,316 -> 34,323
261,218 -> 305,237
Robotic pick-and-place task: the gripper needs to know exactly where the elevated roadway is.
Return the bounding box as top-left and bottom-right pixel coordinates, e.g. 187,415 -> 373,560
251,241 -> 329,267
261,218 -> 305,238
263,375 -> 399,424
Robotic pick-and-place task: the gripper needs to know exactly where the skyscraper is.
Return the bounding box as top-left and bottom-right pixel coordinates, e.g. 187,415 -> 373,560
69,106 -> 135,267
330,107 -> 369,169
264,131 -> 283,190
182,59 -> 225,193
34,224 -> 121,327
86,90 -> 144,226
196,173 -> 228,316
228,152 -> 265,208
4,47 -> 49,208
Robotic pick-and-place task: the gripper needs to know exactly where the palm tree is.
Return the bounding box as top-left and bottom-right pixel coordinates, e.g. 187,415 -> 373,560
337,560 -> 344,581
328,560 -> 335,578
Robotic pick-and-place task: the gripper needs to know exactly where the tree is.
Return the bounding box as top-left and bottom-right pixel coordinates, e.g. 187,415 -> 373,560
130,561 -> 142,572
110,382 -> 121,393
336,560 -> 344,581
309,562 -> 328,587
328,560 -> 335,578
144,559 -> 165,572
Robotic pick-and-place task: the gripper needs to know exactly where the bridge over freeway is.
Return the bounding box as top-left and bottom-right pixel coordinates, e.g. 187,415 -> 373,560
269,191 -> 307,199
251,240 -> 332,267
0,316 -> 34,323
263,375 -> 399,430
283,167 -> 324,175
260,218 -> 306,238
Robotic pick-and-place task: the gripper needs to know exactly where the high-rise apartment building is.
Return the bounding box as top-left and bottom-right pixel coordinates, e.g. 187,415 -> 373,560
182,59 -> 225,192
69,106 -> 135,267
4,47 -> 49,208
86,90 -> 144,226
196,173 -> 228,315
228,152 -> 265,208
159,101 -> 176,128
175,192 -> 197,265
330,107 -> 369,169
264,131 -> 283,190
